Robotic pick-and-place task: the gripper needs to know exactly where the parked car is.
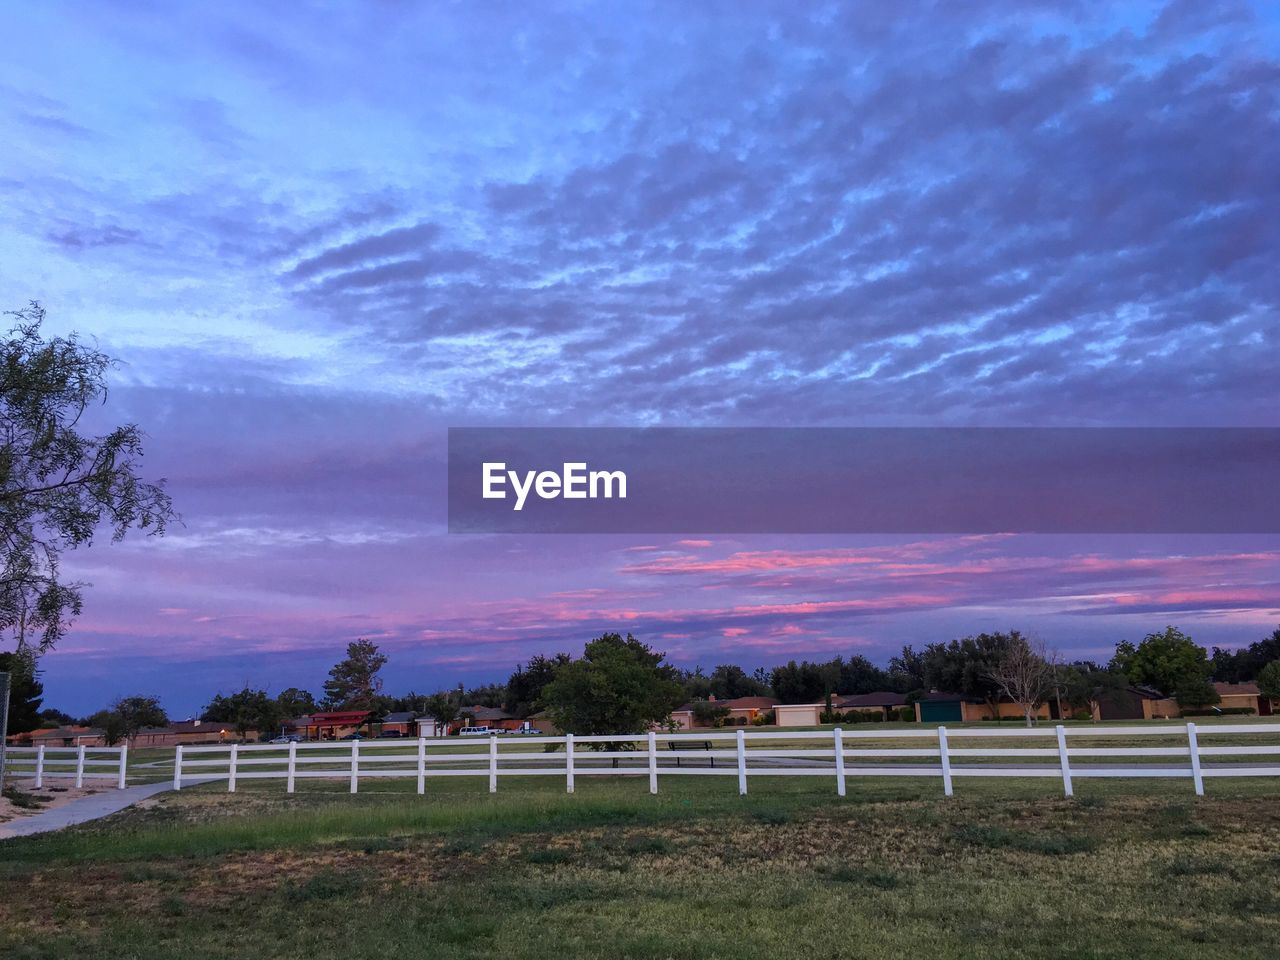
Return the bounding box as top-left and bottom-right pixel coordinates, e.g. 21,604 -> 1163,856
507,723 -> 538,735
340,732 -> 365,740
459,726 -> 493,736
267,734 -> 302,744
377,730 -> 404,738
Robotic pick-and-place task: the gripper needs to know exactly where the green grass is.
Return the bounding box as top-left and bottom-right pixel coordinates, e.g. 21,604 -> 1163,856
2,775 -> 1280,959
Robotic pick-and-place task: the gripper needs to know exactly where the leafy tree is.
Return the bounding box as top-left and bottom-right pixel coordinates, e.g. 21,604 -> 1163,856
422,691 -> 460,732
837,655 -> 893,695
275,687 -> 317,717
505,653 -> 570,717
889,645 -> 928,692
1257,661 -> 1280,702
462,682 -> 507,708
922,633 -> 1017,718
707,663 -> 771,700
0,649 -> 43,734
769,659 -> 838,703
322,639 -> 387,710
1057,661 -> 1127,717
1174,678 -> 1221,710
1110,626 -> 1211,698
540,633 -> 684,738
1,303 -> 175,652
1210,626 -> 1280,683
89,708 -> 127,746
690,699 -> 730,726
38,706 -> 76,726
93,695 -> 166,745
204,688 -> 284,739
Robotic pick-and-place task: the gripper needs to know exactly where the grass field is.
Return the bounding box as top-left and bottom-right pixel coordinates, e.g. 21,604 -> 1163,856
2,773 -> 1279,960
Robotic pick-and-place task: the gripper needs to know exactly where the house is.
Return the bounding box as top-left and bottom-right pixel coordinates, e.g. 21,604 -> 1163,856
298,711 -> 372,740
913,690 -> 1057,723
457,705 -> 523,731
670,695 -> 780,729
378,711 -> 418,736
1214,681 -> 1274,716
415,716 -> 445,738
1091,686 -> 1177,721
7,725 -> 106,748
131,719 -> 244,747
773,703 -> 823,727
837,691 -> 908,719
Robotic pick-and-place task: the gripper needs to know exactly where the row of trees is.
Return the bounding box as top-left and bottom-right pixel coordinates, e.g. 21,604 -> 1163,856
12,625 -> 1280,741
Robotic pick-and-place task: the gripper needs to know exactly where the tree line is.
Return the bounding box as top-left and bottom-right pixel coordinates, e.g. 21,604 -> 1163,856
9,624 -> 1280,741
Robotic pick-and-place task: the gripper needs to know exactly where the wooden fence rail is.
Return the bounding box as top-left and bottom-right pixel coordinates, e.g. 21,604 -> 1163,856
171,723 -> 1280,798
4,745 -> 128,789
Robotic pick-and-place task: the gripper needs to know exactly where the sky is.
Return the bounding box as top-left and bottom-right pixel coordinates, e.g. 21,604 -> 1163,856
1,0 -> 1278,715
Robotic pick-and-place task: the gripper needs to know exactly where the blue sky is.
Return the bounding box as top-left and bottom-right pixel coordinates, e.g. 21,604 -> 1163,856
2,1 -> 1278,714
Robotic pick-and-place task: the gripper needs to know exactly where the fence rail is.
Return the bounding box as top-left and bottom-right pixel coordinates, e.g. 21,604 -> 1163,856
171,723 -> 1280,798
4,745 -> 128,789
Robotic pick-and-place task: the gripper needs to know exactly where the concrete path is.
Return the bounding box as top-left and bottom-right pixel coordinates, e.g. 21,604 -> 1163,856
0,782 -> 177,839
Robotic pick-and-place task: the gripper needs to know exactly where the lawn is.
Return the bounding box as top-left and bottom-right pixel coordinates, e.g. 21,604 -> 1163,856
1,774 -> 1278,959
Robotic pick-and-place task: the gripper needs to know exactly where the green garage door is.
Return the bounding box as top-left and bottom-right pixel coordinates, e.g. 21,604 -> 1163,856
918,700 -> 963,723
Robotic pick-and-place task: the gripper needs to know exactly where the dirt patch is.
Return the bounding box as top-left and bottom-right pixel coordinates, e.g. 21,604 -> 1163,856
0,780 -> 106,825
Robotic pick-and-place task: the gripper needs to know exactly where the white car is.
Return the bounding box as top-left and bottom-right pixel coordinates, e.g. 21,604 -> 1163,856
459,726 -> 494,736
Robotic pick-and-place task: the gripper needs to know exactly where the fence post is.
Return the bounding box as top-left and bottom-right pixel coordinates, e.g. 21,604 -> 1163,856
35,744 -> 45,789
75,744 -> 86,789
489,735 -> 499,793
118,744 -> 128,790
1055,725 -> 1073,797
937,726 -> 953,797
286,741 -> 297,794
173,744 -> 184,790
565,734 -> 575,794
1187,722 -> 1204,797
416,737 -> 426,795
350,739 -> 359,794
228,742 -> 239,793
833,727 -> 846,797
647,731 -> 658,794
736,729 -> 748,795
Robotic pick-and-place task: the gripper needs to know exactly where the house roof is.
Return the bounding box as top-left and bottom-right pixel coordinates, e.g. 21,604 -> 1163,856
838,691 -> 907,708
22,725 -> 103,741
461,705 -> 513,721
142,719 -> 236,735
381,711 -> 418,723
307,711 -> 372,724
1213,681 -> 1260,696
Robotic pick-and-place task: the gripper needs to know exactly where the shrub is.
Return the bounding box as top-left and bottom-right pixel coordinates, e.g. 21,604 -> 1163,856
868,712 -> 884,723
845,710 -> 864,723
1072,708 -> 1093,721
896,706 -> 915,722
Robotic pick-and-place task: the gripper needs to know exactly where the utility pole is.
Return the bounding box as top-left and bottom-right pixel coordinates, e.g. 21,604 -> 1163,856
0,670 -> 10,793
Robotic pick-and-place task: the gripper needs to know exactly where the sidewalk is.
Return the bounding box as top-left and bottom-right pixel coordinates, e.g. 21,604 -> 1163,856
0,782 -> 177,839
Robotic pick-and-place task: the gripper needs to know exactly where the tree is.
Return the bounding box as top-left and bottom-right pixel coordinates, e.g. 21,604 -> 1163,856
922,633 -> 1016,718
707,663 -> 771,700
889,646 -> 928,691
204,688 -> 284,739
1110,626 -> 1211,698
1174,678 -> 1220,710
322,639 -> 387,710
0,649 -> 43,734
1257,661 -> 1280,702
540,633 -> 684,738
690,699 -> 730,726
769,659 -> 838,703
1,303 -> 175,652
93,695 -> 166,745
275,687 -> 317,717
1058,661 -> 1127,718
1210,626 -> 1280,683
422,691 -> 460,732
505,653 -> 570,717
837,655 -> 893,695
987,635 -> 1056,726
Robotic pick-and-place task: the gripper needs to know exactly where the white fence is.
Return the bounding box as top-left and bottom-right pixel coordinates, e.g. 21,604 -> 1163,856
4,745 -> 129,789
173,723 -> 1280,798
